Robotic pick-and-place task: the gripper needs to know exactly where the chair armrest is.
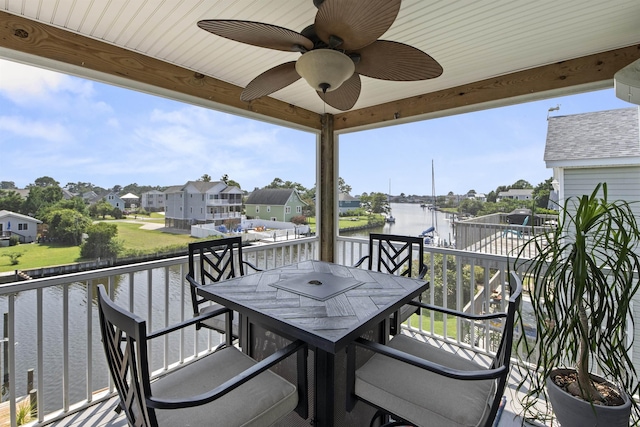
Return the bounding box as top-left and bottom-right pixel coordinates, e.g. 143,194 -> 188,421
147,339 -> 307,409
353,255 -> 370,269
408,300 -> 507,321
241,259 -> 262,273
417,266 -> 428,280
185,273 -> 198,287
352,337 -> 506,381
147,306 -> 231,340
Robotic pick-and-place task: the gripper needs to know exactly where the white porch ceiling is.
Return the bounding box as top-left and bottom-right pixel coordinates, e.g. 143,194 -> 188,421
2,0 -> 640,117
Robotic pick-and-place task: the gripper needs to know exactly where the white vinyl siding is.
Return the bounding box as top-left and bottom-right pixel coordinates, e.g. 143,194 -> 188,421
563,166 -> 640,202
563,165 -> 640,371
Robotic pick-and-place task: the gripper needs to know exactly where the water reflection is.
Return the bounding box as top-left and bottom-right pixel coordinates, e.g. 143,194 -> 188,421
341,203 -> 455,245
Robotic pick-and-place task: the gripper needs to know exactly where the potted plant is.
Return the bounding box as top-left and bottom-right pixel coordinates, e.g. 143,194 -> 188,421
515,183 -> 640,426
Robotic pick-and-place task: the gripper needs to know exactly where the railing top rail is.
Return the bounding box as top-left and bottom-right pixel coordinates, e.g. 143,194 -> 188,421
337,235 -> 518,264
0,236 -> 319,295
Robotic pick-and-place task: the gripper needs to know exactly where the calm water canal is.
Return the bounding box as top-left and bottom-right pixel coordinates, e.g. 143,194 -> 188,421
341,202 -> 456,246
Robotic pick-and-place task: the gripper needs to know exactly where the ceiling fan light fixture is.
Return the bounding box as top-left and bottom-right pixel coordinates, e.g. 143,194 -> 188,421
295,49 -> 354,93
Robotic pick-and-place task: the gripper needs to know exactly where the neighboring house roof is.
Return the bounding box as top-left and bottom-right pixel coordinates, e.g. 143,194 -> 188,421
188,180 -> 218,192
143,190 -> 164,195
163,181 -> 241,194
5,189 -> 30,199
121,192 -> 139,199
545,107 -> 640,167
61,188 -> 76,199
245,188 -> 300,205
163,185 -> 184,194
221,186 -> 243,194
0,210 -> 43,223
338,193 -> 359,202
81,191 -> 99,200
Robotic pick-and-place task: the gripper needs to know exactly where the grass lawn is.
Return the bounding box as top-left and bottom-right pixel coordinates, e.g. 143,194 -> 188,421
409,313 -> 459,338
115,222 -> 196,251
0,220 -> 199,273
0,243 -> 81,272
307,215 -> 383,232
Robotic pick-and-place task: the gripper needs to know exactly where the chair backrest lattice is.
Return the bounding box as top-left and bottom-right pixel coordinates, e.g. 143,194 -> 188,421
97,285 -> 157,427
187,237 -> 247,316
368,233 -> 425,278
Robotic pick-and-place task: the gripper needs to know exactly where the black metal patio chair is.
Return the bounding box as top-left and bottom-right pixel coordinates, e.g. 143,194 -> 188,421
97,284 -> 307,427
186,237 -> 261,346
346,271 -> 522,427
353,233 -> 428,334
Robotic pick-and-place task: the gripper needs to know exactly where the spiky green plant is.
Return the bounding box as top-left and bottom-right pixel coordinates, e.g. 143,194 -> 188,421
515,182 -> 640,421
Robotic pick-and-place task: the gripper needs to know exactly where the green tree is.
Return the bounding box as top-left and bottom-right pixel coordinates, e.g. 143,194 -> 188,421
338,177 -> 352,194
360,192 -> 389,214
265,178 -> 306,192
43,208 -> 91,245
221,174 -> 242,189
92,199 -> 114,219
31,176 -> 59,187
532,177 -> 554,210
44,197 -> 89,217
0,181 -> 16,189
458,198 -> 484,216
510,179 -> 533,189
81,222 -> 122,259
421,253 -> 485,308
0,190 -> 24,212
200,174 -> 212,182
23,185 -> 63,217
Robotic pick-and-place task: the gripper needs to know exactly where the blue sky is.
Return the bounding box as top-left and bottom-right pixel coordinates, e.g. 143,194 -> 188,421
0,58 -> 634,196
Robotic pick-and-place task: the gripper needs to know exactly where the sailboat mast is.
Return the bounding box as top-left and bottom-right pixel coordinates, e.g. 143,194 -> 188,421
432,160 -> 437,230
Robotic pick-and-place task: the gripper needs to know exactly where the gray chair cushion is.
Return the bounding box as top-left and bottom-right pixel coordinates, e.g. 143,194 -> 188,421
355,334 -> 495,427
199,303 -> 240,337
152,346 -> 297,427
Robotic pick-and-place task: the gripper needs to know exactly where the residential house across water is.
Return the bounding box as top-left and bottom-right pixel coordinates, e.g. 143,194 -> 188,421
245,188 -> 307,222
163,180 -> 243,229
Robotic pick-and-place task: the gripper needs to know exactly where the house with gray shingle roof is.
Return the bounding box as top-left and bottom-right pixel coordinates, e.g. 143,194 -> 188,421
163,181 -> 243,229
544,107 -> 640,208
0,210 -> 42,244
338,193 -> 361,213
245,188 -> 308,222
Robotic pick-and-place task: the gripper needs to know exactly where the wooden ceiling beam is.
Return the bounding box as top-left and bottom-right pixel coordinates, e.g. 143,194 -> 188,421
3,11 -> 640,134
0,11 -> 322,131
334,44 -> 640,132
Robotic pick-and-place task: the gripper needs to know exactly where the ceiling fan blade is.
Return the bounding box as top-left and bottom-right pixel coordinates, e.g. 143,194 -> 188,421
198,20 -> 313,52
241,62 -> 301,101
317,73 -> 361,111
315,0 -> 401,51
354,40 -> 443,81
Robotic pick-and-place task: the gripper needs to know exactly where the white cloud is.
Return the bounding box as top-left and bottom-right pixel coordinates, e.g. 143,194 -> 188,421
0,60 -> 112,118
0,116 -> 72,142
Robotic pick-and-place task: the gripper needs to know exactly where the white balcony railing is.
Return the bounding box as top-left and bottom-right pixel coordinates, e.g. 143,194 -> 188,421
0,237 -> 317,427
205,212 -> 242,221
2,235 -> 633,426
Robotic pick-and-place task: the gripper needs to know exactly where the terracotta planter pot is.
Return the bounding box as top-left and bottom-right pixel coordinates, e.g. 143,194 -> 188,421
546,368 -> 631,427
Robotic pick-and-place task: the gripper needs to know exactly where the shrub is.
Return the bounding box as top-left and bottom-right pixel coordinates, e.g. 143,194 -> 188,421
81,222 -> 122,259
291,215 -> 307,225
3,252 -> 23,265
9,235 -> 19,246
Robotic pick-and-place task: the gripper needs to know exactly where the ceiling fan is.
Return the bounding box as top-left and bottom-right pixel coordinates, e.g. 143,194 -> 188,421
197,0 -> 443,111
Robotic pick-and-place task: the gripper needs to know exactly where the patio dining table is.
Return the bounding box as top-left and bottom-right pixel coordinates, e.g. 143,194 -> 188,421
197,259 -> 428,427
